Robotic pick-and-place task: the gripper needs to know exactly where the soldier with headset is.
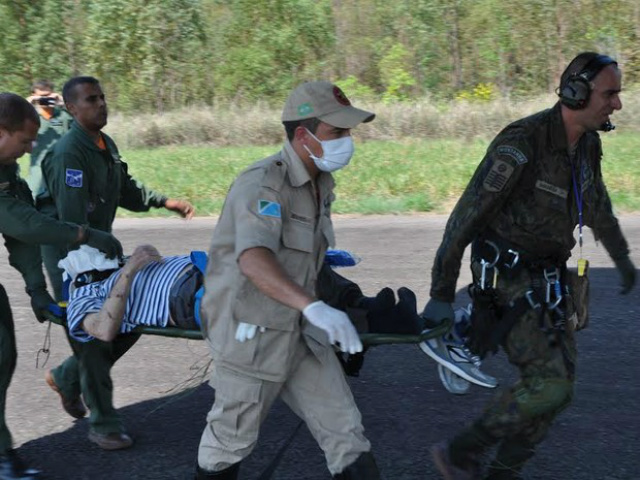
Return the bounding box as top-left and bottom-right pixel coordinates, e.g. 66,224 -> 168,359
423,52 -> 635,479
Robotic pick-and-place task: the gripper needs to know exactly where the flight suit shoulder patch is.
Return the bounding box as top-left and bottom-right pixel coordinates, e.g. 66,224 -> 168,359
65,168 -> 83,188
483,159 -> 514,193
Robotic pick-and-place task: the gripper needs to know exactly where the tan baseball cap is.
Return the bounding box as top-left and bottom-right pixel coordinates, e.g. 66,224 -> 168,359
282,81 -> 375,128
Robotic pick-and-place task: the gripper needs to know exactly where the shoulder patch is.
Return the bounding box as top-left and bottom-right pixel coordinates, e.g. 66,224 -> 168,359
65,168 -> 83,188
483,159 -> 514,192
258,200 -> 282,218
496,145 -> 528,165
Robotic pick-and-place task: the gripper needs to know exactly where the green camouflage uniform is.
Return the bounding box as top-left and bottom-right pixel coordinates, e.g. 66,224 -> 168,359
0,163 -> 79,454
431,103 -> 628,479
39,122 -> 168,436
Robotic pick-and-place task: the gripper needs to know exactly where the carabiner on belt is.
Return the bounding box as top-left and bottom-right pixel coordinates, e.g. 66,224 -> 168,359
543,267 -> 562,309
479,240 -> 501,290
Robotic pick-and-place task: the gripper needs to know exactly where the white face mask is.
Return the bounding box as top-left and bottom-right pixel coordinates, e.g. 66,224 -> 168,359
303,129 -> 354,172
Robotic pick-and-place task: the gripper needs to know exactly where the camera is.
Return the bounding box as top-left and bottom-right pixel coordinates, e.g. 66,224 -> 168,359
37,97 -> 57,106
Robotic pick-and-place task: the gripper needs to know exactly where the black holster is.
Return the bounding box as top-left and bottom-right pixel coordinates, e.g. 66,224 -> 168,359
467,284 -> 533,359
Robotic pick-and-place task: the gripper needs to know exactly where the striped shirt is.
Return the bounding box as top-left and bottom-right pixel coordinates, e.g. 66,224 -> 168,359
67,255 -> 191,342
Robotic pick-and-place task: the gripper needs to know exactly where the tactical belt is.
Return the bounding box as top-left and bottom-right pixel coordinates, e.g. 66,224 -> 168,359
472,231 -> 569,279
468,231 -> 572,360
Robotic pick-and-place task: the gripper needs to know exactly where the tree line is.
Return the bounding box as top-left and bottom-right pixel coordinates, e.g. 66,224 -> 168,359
1,0 -> 638,113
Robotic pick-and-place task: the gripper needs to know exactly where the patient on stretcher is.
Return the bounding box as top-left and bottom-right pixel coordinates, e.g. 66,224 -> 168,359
63,245 -> 424,344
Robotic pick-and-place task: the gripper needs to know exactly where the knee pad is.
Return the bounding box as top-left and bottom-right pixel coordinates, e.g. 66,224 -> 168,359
514,377 -> 574,418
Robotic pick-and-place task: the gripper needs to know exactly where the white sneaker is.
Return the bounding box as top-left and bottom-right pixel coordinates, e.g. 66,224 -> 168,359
419,334 -> 498,389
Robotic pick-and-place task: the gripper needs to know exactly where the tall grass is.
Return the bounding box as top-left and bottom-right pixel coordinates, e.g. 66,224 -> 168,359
105,89 -> 640,149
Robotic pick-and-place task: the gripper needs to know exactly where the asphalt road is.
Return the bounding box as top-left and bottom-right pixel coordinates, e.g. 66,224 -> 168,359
2,215 -> 638,480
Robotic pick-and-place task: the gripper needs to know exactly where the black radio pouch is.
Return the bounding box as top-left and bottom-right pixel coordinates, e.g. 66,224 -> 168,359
467,285 -> 502,359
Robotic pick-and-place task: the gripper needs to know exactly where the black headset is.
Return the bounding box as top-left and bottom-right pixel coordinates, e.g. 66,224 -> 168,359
558,54 -> 617,110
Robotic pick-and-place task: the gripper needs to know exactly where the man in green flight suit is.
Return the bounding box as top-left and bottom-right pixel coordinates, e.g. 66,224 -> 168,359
424,52 -> 636,479
26,80 -> 74,301
0,92 -> 122,480
26,80 -> 73,198
40,76 -> 195,450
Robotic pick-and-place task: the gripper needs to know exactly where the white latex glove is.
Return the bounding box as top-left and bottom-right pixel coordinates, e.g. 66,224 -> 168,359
235,322 -> 266,342
302,301 -> 363,354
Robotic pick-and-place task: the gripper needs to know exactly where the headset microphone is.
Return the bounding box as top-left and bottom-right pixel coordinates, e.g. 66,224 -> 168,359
600,120 -> 615,132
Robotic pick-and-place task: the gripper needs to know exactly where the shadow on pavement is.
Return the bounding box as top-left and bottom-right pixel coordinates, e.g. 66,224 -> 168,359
16,267 -> 640,480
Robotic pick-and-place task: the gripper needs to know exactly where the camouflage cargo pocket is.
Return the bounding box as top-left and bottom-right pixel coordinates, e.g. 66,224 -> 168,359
566,270 -> 590,331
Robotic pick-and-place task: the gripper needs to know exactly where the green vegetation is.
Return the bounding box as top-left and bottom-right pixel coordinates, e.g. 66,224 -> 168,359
600,135 -> 640,212
20,133 -> 636,217
2,1 -> 639,112
5,0 -> 638,215
104,88 -> 640,149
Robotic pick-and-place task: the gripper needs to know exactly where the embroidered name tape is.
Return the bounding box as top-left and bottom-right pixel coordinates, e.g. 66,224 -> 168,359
258,200 -> 281,218
65,168 -> 83,188
535,180 -> 568,199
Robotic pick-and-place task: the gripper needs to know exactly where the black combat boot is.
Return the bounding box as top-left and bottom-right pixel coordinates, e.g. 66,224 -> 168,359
194,462 -> 240,480
333,452 -> 380,479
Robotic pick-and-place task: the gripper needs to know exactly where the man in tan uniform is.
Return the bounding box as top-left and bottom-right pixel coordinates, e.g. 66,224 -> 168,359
196,82 -> 379,480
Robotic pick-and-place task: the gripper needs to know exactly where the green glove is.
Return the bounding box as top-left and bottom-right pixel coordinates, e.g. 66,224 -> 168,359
614,256 -> 636,295
421,298 -> 454,329
29,287 -> 55,323
83,227 -> 123,259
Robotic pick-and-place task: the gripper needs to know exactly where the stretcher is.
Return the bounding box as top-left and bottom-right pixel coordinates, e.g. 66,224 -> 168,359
44,249 -> 475,393
45,249 -> 453,345
43,309 -> 453,345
